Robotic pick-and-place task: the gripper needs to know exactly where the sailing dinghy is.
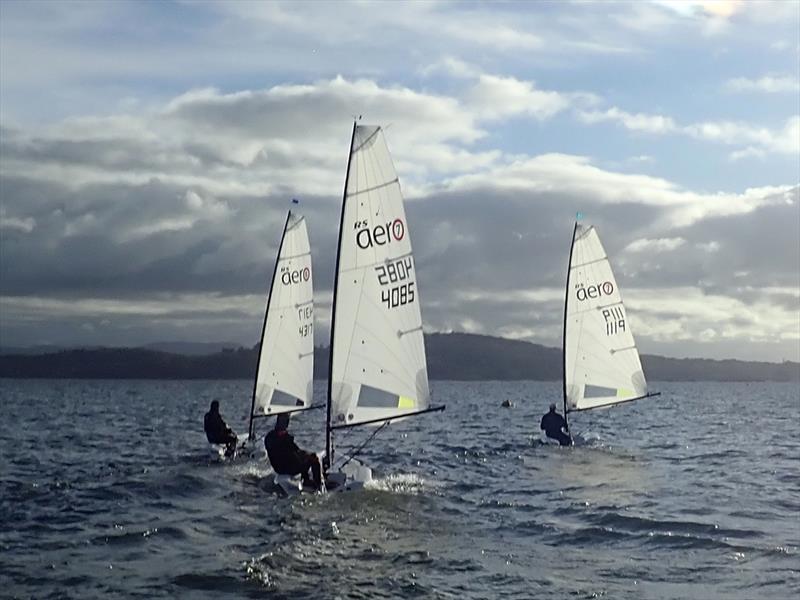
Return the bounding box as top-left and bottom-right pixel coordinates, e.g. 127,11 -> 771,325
553,218 -> 659,444
322,123 -> 445,492
237,208 -> 315,474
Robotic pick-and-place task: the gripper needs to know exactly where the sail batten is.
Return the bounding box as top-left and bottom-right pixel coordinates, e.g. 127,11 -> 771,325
328,125 -> 431,429
250,211 -> 314,425
348,178 -> 399,197
564,223 -> 649,412
572,256 -> 608,269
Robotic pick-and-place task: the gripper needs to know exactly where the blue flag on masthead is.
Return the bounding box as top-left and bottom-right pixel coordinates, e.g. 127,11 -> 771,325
576,211 -> 583,221
291,198 -> 299,204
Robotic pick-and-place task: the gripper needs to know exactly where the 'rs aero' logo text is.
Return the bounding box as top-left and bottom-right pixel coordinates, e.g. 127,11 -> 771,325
281,266 -> 310,285
354,218 -> 405,249
575,281 -> 614,301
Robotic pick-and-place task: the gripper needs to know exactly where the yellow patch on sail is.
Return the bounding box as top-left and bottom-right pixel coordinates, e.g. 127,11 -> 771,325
398,396 -> 415,409
616,388 -> 633,398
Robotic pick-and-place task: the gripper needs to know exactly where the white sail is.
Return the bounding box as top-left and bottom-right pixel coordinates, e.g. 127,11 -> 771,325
564,223 -> 647,411
252,211 -> 314,416
329,125 -> 430,428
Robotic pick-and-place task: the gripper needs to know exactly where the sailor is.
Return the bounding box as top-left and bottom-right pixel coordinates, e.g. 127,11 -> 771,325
264,413 -> 322,491
204,400 -> 238,457
540,403 -> 572,446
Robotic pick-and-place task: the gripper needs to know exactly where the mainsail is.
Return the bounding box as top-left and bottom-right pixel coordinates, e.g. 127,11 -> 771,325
563,222 -> 648,413
248,210 -> 314,438
327,125 -> 433,435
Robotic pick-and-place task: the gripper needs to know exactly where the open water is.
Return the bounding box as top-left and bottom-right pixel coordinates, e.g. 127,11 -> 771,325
1,380 -> 798,599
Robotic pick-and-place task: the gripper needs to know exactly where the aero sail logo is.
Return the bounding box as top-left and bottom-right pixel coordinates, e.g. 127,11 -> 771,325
575,281 -> 614,301
354,218 -> 405,249
281,266 -> 311,285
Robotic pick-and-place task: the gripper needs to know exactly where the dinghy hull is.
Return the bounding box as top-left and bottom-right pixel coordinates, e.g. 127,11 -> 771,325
271,453 -> 372,495
326,460 -> 373,493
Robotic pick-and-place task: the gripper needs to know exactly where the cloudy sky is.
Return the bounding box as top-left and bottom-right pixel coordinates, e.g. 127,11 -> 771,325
1,0 -> 798,361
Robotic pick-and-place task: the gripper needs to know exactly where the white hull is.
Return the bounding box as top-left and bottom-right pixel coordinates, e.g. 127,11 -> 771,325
272,455 -> 373,496
207,443 -> 229,460
537,433 -> 587,446
207,433 -> 258,462
326,460 -> 373,493
538,434 -> 562,446
273,473 -> 307,496
238,435 -> 267,460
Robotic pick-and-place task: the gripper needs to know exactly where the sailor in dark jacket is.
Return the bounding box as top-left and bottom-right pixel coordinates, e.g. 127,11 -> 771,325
204,400 -> 238,457
540,403 -> 572,446
265,413 -> 321,490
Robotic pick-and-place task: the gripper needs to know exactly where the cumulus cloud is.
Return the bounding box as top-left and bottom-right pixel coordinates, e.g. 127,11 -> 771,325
431,152 -> 795,228
726,75 -> 800,93
613,0 -> 746,37
625,237 -> 686,253
2,76 -> 502,203
467,74 -> 573,121
2,145 -> 797,359
729,147 -> 767,161
420,57 -> 483,79
578,107 -> 677,133
419,59 -> 598,125
629,285 -> 799,348
696,241 -> 720,253
579,107 -> 800,156
684,116 -> 800,155
0,207 -> 36,233
211,0 -> 544,51
697,1 -> 743,19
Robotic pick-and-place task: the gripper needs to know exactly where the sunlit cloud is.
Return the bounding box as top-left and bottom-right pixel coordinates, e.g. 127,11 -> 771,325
579,107 -> 800,156
578,107 -> 677,134
625,238 -> 687,253
726,75 -> 800,93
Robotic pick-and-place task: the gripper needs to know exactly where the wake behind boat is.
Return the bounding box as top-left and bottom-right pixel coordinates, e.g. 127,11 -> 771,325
546,217 -> 660,445
323,123 -> 445,492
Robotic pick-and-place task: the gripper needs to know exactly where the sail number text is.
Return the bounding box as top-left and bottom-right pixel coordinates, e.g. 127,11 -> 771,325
298,305 -> 313,337
375,257 -> 415,309
602,306 -> 625,336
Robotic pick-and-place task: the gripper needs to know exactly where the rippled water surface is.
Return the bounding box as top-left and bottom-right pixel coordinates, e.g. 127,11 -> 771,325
1,380 -> 798,599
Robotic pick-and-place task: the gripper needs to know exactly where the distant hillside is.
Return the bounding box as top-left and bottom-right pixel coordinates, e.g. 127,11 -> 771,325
0,341 -> 239,356
0,332 -> 797,382
141,341 -> 240,356
0,347 -> 254,380
424,333 -> 562,380
0,344 -> 68,355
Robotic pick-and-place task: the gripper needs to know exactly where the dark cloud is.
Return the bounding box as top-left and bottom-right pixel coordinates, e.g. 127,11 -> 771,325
5,166 -> 797,361
1,81 -> 797,359
682,199 -> 800,289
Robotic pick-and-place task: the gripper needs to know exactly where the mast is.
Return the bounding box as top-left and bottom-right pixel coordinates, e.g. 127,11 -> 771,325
325,122 -> 357,470
248,209 -> 293,441
561,219 -> 579,433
